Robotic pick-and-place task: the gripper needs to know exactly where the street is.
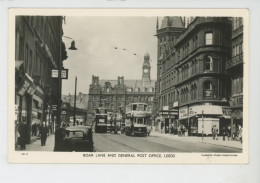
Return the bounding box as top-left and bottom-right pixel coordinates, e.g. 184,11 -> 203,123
17,132 -> 242,153
93,133 -> 242,153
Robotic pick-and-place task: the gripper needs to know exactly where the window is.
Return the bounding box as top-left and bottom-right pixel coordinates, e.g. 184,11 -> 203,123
232,77 -> 243,95
204,81 -> 212,97
205,56 -> 213,71
205,33 -> 213,45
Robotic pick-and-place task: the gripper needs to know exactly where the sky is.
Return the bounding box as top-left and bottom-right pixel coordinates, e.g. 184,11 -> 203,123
62,16 -> 159,95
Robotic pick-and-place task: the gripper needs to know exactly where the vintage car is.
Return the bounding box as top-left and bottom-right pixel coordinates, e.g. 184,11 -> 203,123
54,126 -> 94,152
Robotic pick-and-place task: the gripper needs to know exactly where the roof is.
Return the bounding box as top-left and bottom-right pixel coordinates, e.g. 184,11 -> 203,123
160,16 -> 184,29
65,126 -> 91,133
99,79 -> 156,91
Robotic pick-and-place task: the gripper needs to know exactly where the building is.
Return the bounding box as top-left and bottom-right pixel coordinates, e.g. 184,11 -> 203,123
15,16 -> 67,144
155,17 -> 232,135
226,17 -> 243,136
62,92 -> 88,110
87,53 -> 156,116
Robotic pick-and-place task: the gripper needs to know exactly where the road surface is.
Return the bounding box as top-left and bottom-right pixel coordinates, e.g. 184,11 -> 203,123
93,133 -> 242,153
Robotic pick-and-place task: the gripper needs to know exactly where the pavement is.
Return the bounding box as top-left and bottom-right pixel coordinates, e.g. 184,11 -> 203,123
150,131 -> 242,150
16,134 -> 55,151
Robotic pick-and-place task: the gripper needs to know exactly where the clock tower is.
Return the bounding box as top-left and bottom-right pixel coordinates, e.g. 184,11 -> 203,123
142,52 -> 151,82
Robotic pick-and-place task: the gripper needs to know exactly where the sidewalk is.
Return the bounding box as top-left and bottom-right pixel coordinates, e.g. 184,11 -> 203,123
16,134 -> 55,151
151,131 -> 242,150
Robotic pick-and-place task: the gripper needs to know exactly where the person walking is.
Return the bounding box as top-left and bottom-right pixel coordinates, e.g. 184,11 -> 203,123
238,125 -> 243,144
40,122 -> 48,146
227,126 -> 231,141
18,121 -> 27,150
222,126 -> 226,141
31,123 -> 37,136
212,125 -> 218,140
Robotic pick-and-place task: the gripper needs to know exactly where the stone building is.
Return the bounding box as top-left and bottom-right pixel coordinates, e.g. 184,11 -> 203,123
88,53 -> 156,115
15,16 -> 67,144
226,17 -> 244,136
155,17 -> 232,135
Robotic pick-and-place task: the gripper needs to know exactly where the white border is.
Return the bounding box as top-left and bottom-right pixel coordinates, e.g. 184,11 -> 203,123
8,8 -> 249,164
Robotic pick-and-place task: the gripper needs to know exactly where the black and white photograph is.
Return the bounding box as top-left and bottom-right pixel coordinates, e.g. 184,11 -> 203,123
8,9 -> 249,163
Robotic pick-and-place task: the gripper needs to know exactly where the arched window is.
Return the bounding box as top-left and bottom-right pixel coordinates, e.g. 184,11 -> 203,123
205,56 -> 213,71
204,81 -> 212,97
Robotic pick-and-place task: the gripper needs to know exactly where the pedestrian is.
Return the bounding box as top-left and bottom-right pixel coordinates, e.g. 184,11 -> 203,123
170,124 -> 174,135
31,122 -> 37,136
212,125 -> 218,140
40,122 -> 48,146
181,126 -> 186,137
222,126 -> 226,141
54,127 -> 67,151
238,125 -> 243,144
18,121 -> 27,150
178,126 -> 181,136
227,126 -> 231,141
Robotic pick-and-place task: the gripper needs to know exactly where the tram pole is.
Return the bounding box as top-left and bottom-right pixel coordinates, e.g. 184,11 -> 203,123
202,110 -> 204,141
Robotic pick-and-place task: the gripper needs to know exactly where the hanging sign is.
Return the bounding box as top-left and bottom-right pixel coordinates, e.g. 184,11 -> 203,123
51,69 -> 69,79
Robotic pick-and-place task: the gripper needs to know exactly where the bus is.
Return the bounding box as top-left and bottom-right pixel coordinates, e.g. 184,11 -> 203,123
125,103 -> 151,136
95,107 -> 109,133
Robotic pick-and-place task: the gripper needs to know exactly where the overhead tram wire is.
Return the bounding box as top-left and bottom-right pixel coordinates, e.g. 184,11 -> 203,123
113,46 -> 143,65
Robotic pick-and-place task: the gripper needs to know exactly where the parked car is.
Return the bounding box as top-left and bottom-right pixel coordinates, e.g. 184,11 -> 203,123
54,126 -> 94,152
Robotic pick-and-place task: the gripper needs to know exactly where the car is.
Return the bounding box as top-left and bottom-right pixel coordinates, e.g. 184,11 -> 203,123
54,126 -> 94,152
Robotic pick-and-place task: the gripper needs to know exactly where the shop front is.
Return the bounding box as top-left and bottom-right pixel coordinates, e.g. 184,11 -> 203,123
158,106 -> 178,134
176,104 -> 229,136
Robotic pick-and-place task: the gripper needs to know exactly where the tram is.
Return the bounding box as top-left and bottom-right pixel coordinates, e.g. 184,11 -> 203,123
125,103 -> 151,136
95,107 -> 109,133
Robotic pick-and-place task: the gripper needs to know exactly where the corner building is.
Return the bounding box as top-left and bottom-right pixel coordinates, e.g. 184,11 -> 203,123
88,53 -> 155,116
155,17 -> 232,135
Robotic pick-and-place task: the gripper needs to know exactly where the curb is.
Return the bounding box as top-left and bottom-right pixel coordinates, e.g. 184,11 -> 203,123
151,133 -> 242,150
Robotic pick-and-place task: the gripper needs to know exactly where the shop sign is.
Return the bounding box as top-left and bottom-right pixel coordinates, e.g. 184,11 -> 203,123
22,110 -> 27,117
173,101 -> 179,107
27,84 -> 37,95
18,79 -> 31,96
222,108 -> 232,118
179,106 -> 188,119
51,105 -> 57,110
189,105 -> 222,116
51,69 -> 69,79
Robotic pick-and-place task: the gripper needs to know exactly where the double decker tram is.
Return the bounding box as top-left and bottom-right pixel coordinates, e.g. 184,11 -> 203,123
95,107 -> 109,133
125,103 -> 151,137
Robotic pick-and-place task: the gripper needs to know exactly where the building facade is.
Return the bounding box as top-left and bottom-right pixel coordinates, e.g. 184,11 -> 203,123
226,17 -> 244,136
88,53 -> 156,116
155,17 -> 232,135
15,16 -> 67,144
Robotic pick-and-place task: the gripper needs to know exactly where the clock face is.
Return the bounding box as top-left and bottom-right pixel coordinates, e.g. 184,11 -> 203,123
144,69 -> 148,73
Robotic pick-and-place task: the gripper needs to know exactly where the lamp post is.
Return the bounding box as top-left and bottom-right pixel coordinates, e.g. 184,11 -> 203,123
73,76 -> 77,126
56,16 -> 77,128
202,110 -> 204,141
